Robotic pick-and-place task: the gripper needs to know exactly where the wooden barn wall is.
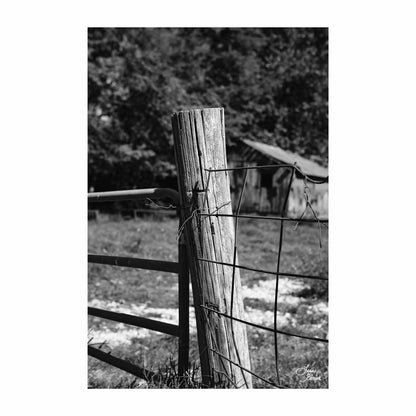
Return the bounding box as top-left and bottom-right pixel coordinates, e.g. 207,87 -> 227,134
288,179 -> 328,218
228,151 -> 328,217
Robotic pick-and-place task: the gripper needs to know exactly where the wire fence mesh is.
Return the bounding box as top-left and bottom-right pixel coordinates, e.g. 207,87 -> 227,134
193,163 -> 328,388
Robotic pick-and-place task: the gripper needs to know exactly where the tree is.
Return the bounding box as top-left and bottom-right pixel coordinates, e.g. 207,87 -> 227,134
88,28 -> 328,191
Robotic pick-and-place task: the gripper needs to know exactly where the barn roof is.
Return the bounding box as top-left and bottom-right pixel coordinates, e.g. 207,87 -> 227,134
241,139 -> 328,180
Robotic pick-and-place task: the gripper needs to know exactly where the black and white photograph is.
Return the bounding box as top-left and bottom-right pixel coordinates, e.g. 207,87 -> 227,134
2,0 -> 415,413
88,27 -> 328,388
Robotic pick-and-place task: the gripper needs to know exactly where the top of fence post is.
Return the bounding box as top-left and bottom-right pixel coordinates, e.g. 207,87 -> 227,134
172,107 -> 252,388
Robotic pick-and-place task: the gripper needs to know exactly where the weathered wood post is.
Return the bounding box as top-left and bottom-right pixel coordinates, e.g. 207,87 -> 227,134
172,107 -> 252,388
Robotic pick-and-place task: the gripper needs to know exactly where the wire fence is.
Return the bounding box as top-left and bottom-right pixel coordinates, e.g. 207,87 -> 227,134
88,163 -> 328,388
194,162 -> 328,388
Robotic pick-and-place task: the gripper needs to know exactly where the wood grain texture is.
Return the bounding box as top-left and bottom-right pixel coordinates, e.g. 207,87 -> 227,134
172,108 -> 252,388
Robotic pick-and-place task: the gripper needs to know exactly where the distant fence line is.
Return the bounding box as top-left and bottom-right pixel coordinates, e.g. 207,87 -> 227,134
88,207 -> 177,221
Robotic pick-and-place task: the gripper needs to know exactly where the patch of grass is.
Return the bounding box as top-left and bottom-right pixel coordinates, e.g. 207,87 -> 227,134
248,329 -> 328,388
89,215 -> 328,388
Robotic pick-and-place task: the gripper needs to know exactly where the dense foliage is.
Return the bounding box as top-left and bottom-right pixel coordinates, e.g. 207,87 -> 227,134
88,28 -> 327,191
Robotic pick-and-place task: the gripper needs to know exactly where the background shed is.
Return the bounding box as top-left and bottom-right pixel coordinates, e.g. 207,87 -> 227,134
228,139 -> 328,217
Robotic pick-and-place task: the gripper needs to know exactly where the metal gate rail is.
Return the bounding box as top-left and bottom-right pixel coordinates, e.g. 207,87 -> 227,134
88,188 -> 189,381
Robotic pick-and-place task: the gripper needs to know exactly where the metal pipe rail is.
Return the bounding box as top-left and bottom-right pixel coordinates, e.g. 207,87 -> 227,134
88,346 -> 158,382
88,188 -> 179,205
88,187 -> 189,382
88,307 -> 180,337
88,254 -> 179,273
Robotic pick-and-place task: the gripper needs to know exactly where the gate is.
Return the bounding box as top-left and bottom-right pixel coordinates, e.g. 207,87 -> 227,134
88,188 -> 189,382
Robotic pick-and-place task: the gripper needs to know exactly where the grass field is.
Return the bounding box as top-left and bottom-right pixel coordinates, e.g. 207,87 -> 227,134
88,213 -> 328,388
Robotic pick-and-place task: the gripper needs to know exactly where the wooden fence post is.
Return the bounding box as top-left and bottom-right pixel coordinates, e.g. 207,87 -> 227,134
172,107 -> 252,388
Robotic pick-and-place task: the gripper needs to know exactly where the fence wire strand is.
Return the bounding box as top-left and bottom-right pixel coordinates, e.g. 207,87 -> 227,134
202,306 -> 239,388
197,257 -> 328,281
201,305 -> 328,343
229,168 -> 249,387
273,166 -> 295,385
